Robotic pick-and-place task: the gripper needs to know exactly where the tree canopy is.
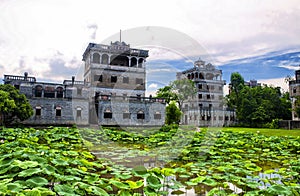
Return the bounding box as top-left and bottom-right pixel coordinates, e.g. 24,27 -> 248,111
165,101 -> 182,125
226,73 -> 291,127
0,84 -> 33,125
156,78 -> 196,110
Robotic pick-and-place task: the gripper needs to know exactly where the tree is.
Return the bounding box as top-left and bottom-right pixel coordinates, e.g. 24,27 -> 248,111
226,73 -> 292,127
165,101 -> 182,125
156,78 -> 197,110
226,72 -> 245,109
0,84 -> 33,125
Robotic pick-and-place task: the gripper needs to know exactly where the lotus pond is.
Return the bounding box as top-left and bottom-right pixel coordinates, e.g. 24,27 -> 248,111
0,126 -> 299,195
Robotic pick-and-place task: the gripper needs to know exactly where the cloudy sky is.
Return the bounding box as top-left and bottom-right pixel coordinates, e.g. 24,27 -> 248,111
1,0 -> 300,94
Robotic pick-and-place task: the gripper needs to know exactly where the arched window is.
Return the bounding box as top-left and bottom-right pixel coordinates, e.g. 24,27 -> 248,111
191,73 -> 194,79
195,72 -> 199,79
35,85 -> 43,97
101,54 -> 109,64
56,87 -> 64,98
137,110 -> 145,119
131,58 -> 137,67
55,106 -> 61,117
138,58 -> 144,68
187,74 -> 191,79
92,53 -> 100,63
199,73 -> 204,79
44,86 -> 55,98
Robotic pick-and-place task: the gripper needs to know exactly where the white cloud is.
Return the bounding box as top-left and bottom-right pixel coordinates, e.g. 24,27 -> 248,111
148,83 -> 158,89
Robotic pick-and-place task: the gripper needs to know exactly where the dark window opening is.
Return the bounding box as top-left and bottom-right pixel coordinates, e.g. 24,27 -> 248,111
56,108 -> 61,117
207,94 -> 211,99
225,116 -> 229,121
137,111 -> 145,119
201,115 -> 205,120
44,86 -> 55,98
199,104 -> 203,108
123,113 -> 130,119
293,88 -> 297,94
56,87 -> 64,98
104,109 -> 112,119
207,116 -> 211,121
104,112 -> 112,119
35,108 -> 41,116
111,76 -> 117,83
198,84 -> 202,89
154,112 -> 161,120
198,94 -> 202,99
35,86 -> 43,97
123,77 -> 129,83
76,109 -> 81,118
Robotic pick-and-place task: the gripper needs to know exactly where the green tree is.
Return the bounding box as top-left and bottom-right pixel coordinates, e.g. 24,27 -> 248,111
226,72 -> 245,109
226,73 -> 291,127
0,84 -> 33,125
165,101 -> 182,125
156,78 -> 197,110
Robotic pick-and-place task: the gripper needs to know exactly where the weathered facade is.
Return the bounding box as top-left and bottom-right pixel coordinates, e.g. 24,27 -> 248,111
177,59 -> 235,127
3,41 -> 166,126
289,69 -> 300,120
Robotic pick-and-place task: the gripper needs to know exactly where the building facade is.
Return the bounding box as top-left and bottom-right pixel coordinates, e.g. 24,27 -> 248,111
3,41 -> 166,126
177,59 -> 235,126
289,69 -> 300,120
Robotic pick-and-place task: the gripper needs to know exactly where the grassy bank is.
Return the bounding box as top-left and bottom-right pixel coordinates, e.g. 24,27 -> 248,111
220,127 -> 300,137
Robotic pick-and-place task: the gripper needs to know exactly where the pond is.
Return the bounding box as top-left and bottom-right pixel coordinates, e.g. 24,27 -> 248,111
81,127 -> 300,195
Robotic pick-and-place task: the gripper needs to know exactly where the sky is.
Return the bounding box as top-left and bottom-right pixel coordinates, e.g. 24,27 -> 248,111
1,0 -> 300,94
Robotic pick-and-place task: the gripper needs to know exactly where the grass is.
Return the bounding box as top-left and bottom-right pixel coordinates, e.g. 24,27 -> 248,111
220,127 -> 300,137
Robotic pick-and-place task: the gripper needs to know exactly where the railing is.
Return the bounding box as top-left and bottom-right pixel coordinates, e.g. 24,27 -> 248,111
98,95 -> 165,103
4,75 -> 36,82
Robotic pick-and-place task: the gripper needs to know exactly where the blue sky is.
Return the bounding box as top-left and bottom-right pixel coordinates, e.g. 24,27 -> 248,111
1,0 -> 300,93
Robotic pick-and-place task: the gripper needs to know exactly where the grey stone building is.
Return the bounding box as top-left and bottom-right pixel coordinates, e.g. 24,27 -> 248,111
289,69 -> 300,120
176,59 -> 235,126
3,41 -> 166,126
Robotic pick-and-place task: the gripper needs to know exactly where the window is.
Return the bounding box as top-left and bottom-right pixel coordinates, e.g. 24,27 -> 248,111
94,75 -> 102,82
207,94 -> 211,99
56,87 -> 64,98
104,109 -> 112,119
293,88 -> 297,94
136,78 -> 143,85
35,106 -> 41,116
92,53 -> 100,63
219,116 -> 223,120
111,76 -> 117,83
76,108 -> 81,119
56,107 -> 61,117
219,86 -> 222,91
199,104 -> 203,108
154,112 -> 161,120
211,95 -> 214,100
123,77 -> 129,84
201,115 -> 205,120
198,94 -> 202,99
211,85 -> 215,90
35,85 -> 43,97
198,84 -> 202,89
207,116 -> 211,121
137,111 -> 145,119
123,112 -> 130,119
77,88 -> 82,96
44,86 -> 55,98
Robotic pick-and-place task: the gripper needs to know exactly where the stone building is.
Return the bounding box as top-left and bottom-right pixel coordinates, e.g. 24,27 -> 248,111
289,69 -> 300,120
3,41 -> 166,126
176,59 -> 235,126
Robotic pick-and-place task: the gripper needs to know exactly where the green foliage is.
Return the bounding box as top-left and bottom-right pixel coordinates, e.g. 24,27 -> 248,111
156,78 -> 197,110
226,73 -> 292,127
0,84 -> 33,125
1,126 -> 300,195
165,101 -> 182,125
